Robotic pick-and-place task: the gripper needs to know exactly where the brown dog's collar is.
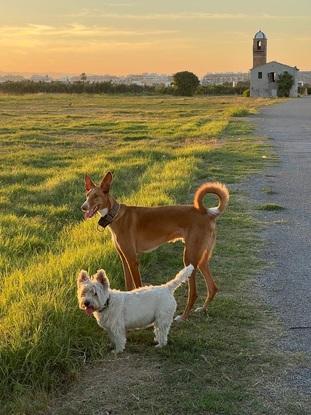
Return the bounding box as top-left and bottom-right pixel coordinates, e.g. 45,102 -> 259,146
98,202 -> 120,228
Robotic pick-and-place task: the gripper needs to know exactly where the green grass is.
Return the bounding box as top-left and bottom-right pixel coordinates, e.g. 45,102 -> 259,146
0,94 -> 305,415
257,203 -> 285,211
227,105 -> 254,117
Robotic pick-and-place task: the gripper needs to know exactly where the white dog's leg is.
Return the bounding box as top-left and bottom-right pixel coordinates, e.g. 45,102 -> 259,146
108,327 -> 127,353
154,321 -> 171,348
112,333 -> 126,353
153,325 -> 160,344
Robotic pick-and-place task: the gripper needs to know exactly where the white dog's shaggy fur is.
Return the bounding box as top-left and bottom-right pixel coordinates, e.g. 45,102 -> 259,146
77,265 -> 194,353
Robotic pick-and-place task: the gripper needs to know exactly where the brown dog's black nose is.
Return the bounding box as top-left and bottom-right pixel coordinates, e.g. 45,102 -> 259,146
84,300 -> 90,307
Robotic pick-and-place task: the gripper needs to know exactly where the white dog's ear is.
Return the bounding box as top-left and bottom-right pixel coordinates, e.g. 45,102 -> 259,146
96,269 -> 110,289
77,270 -> 89,285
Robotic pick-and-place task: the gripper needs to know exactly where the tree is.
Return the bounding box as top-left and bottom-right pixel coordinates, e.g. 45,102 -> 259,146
277,71 -> 294,97
80,72 -> 87,82
172,71 -> 200,96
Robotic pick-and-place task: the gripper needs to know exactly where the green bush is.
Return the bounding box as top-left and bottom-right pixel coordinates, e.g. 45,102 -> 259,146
228,106 -> 251,117
0,80 -> 157,95
172,71 -> 200,96
277,71 -> 294,97
197,82 -> 250,96
243,89 -> 250,97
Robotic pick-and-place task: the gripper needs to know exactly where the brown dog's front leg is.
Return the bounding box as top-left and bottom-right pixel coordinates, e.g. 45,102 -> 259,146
126,256 -> 142,288
117,242 -> 142,289
116,247 -> 136,290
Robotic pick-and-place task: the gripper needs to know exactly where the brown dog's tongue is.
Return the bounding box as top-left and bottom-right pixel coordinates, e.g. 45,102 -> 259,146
84,210 -> 92,220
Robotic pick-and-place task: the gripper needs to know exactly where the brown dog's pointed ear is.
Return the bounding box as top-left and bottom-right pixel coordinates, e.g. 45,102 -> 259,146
100,172 -> 113,193
85,175 -> 96,192
77,270 -> 89,285
96,269 -> 110,289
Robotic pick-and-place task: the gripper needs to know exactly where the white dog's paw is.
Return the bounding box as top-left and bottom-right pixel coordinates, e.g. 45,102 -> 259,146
112,348 -> 124,354
174,315 -> 186,323
155,343 -> 166,348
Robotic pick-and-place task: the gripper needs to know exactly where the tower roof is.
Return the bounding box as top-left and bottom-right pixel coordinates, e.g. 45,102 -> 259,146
254,30 -> 267,39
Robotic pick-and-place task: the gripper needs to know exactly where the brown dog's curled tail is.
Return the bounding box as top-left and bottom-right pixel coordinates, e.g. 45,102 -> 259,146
194,182 -> 229,217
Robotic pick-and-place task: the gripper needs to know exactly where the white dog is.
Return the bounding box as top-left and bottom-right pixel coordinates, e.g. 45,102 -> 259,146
77,264 -> 194,353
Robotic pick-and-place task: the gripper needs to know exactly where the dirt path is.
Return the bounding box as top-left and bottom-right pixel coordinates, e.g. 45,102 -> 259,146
45,355 -> 162,415
248,96 -> 311,393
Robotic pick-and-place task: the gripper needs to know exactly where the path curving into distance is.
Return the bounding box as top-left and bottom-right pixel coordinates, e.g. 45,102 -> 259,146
249,96 -> 311,394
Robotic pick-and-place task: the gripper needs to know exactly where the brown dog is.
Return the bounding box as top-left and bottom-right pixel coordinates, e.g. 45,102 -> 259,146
81,172 -> 229,320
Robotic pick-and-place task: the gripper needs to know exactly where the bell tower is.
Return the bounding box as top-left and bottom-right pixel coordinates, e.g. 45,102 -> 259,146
253,30 -> 267,68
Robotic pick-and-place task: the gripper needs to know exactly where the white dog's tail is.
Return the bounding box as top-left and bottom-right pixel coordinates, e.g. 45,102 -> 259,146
165,265 -> 194,293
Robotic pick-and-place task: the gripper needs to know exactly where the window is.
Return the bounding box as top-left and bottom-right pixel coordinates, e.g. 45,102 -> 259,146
257,40 -> 262,50
268,72 -> 276,83
258,72 -> 263,79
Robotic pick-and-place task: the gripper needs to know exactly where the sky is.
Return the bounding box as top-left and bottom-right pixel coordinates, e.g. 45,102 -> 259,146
1,0 -> 311,75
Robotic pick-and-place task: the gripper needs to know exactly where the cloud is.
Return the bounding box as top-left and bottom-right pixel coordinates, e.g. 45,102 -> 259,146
0,24 -> 184,53
0,24 -> 178,38
65,10 -> 311,21
67,11 -> 249,20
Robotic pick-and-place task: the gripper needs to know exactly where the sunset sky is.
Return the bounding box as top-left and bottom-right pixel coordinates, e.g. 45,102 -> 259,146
1,0 -> 311,75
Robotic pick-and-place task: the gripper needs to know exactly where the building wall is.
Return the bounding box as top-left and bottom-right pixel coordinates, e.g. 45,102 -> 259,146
250,62 -> 299,97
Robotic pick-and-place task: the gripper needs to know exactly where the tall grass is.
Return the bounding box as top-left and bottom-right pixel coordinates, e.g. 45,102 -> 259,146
0,94 -> 271,413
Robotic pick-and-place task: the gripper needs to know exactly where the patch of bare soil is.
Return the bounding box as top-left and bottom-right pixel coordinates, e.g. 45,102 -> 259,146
45,354 -> 162,415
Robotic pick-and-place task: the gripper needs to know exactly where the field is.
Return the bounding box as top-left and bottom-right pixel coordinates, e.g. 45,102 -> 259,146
0,94 -> 304,414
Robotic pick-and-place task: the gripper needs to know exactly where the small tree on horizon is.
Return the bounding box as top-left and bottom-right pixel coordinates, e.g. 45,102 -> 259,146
80,72 -> 87,82
277,71 -> 294,97
172,71 -> 200,96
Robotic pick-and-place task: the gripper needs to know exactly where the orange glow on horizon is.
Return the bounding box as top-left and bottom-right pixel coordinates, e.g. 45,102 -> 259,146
1,4 -> 311,75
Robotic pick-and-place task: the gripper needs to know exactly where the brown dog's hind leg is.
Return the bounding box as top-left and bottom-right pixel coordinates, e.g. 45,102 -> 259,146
178,272 -> 198,321
175,246 -> 205,321
197,252 -> 218,312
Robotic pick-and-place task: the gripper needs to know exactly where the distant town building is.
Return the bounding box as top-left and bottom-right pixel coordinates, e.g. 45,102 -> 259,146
0,74 -> 25,82
201,72 -> 249,85
298,71 -> 311,85
250,31 -> 299,97
30,74 -> 51,82
120,73 -> 172,86
68,73 -> 172,86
